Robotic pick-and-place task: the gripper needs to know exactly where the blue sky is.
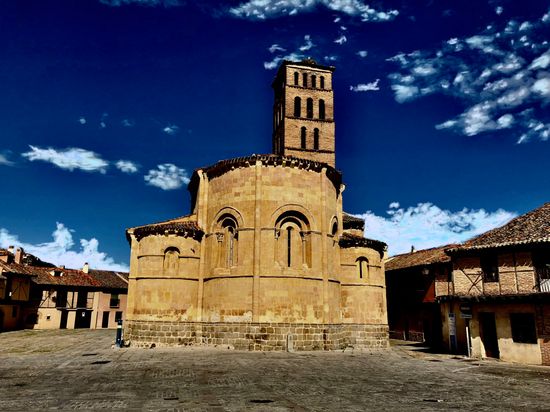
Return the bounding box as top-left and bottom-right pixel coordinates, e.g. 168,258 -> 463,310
0,0 -> 549,270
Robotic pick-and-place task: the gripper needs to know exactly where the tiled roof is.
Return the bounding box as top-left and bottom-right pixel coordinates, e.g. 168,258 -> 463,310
338,233 -> 386,255
385,245 -> 456,272
447,202 -> 550,253
88,269 -> 128,289
30,267 -> 102,287
128,216 -> 204,241
0,257 -> 128,289
190,154 -> 343,192
342,213 -> 365,230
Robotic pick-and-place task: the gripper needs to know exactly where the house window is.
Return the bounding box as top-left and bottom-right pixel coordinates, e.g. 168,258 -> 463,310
357,258 -> 369,280
313,128 -> 319,150
294,71 -> 299,85
533,251 -> 550,292
302,73 -> 307,88
510,313 -> 537,344
320,76 -> 325,89
311,75 -> 316,88
300,127 -> 307,149
110,293 -> 120,308
115,311 -> 123,323
76,291 -> 89,308
294,96 -> 301,117
306,98 -> 313,118
319,99 -> 325,120
102,311 -> 110,328
481,254 -> 499,282
56,290 -> 67,308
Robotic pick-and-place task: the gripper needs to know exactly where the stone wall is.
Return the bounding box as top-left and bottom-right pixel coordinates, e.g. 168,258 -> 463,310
124,320 -> 388,351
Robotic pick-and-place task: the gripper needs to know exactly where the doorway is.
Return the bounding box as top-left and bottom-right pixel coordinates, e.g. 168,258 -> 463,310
102,311 -> 110,328
59,310 -> 68,329
75,310 -> 92,329
479,312 -> 500,359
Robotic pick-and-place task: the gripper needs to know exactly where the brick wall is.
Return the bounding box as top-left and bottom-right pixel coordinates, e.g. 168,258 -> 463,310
124,320 -> 389,351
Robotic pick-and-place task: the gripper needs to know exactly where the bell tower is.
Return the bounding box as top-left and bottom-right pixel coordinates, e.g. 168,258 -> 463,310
272,59 -> 336,167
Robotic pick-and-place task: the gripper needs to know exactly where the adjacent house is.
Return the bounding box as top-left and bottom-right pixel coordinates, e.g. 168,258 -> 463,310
441,202 -> 550,365
385,245 -> 455,348
0,247 -> 33,331
0,247 -> 128,331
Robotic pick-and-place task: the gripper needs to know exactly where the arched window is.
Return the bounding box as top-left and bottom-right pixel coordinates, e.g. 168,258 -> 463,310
319,99 -> 325,120
294,71 -> 299,85
163,247 -> 180,276
306,98 -> 313,119
216,215 -> 238,268
331,220 -> 338,236
320,76 -> 325,89
311,75 -> 317,88
300,126 -> 307,149
313,128 -> 319,150
294,96 -> 301,117
275,211 -> 311,269
303,73 -> 308,88
357,257 -> 369,279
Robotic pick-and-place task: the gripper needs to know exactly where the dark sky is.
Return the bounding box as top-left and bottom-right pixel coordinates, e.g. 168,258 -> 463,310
0,0 -> 549,268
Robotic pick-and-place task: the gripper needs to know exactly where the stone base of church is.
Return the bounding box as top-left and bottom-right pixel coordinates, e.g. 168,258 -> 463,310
124,320 -> 389,351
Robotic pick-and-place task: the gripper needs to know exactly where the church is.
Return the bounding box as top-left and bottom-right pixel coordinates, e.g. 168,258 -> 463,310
124,59 -> 389,350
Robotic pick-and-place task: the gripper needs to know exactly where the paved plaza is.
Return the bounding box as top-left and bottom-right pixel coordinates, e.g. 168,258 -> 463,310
0,330 -> 549,411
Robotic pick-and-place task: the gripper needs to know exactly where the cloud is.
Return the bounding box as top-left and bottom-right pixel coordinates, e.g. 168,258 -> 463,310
163,124 -> 180,135
495,6 -> 503,15
0,153 -> 14,166
0,223 -> 128,271
356,50 -> 368,58
387,10 -> 550,143
22,146 -> 109,173
229,0 -> 398,22
356,202 -> 516,256
334,34 -> 347,45
144,163 -> 190,190
99,0 -> 181,6
350,79 -> 380,92
79,117 -> 87,125
268,44 -> 286,53
121,119 -> 135,127
264,35 -> 316,70
115,160 -> 139,174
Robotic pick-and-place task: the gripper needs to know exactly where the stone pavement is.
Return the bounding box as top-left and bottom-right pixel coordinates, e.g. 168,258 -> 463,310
1,330 -> 549,411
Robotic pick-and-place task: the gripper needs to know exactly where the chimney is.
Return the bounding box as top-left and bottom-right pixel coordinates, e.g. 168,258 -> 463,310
8,245 -> 14,254
410,245 -> 416,253
15,247 -> 24,264
83,262 -> 89,274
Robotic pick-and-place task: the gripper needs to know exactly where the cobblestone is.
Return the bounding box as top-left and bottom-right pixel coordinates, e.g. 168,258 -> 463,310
0,329 -> 549,411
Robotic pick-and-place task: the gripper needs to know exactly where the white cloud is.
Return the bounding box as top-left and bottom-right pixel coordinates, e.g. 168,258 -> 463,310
0,223 -> 128,271
121,119 -> 135,127
115,160 -> 139,174
357,202 -> 516,256
391,84 -> 419,102
532,77 -> 550,96
299,34 -> 314,51
334,34 -> 347,45
268,44 -> 286,53
388,10 -> 550,143
100,0 -> 180,6
356,50 -> 368,58
0,153 -> 14,166
22,146 -> 109,173
229,0 -> 398,22
163,124 -> 179,135
324,55 -> 338,62
79,117 -> 86,125
350,79 -> 380,92
495,6 -> 503,15
264,36 -> 316,70
144,163 -> 190,190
